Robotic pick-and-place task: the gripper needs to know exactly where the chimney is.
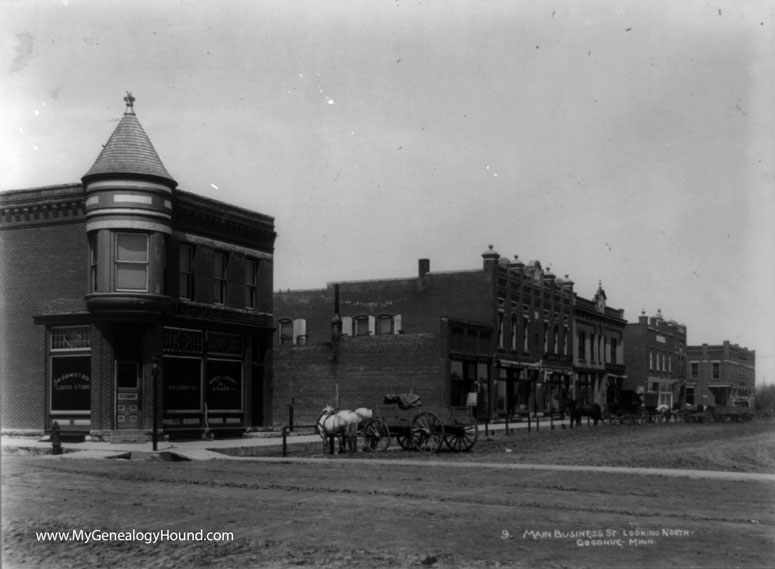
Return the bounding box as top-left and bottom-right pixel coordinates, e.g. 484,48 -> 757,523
331,284 -> 342,342
418,258 -> 430,278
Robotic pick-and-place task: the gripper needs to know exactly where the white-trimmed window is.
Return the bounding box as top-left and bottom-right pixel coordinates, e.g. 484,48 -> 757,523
115,233 -> 149,291
293,319 -> 307,344
278,319 -> 293,345
376,315 -> 394,335
354,315 -> 371,336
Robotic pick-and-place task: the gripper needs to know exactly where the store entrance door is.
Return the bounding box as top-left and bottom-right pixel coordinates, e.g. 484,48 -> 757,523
116,361 -> 141,429
114,326 -> 143,430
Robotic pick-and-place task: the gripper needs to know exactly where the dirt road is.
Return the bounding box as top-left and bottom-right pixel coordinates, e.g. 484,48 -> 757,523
3,422 -> 774,568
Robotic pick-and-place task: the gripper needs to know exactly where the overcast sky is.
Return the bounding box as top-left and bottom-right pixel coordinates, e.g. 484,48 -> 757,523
2,0 -> 773,384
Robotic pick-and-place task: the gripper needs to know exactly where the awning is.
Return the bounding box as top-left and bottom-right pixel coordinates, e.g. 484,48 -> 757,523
647,377 -> 679,385
497,359 -> 540,369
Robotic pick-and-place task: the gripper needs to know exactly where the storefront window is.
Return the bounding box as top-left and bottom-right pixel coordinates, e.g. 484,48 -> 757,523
206,359 -> 242,411
50,326 -> 91,413
163,357 -> 202,411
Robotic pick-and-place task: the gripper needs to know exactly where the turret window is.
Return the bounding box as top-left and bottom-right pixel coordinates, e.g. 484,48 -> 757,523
115,233 -> 149,291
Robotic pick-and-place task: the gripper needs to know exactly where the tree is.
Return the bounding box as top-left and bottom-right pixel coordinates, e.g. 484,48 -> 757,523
753,384 -> 775,414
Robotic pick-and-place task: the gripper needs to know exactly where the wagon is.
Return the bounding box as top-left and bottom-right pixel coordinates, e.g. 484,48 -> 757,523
362,394 -> 479,453
708,405 -> 754,423
609,390 -> 648,425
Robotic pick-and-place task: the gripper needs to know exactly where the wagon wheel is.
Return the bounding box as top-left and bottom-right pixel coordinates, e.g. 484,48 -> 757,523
444,415 -> 478,452
362,419 -> 391,452
411,412 -> 444,452
395,431 -> 413,450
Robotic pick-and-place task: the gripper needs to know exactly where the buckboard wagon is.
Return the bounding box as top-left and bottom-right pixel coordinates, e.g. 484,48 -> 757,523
362,394 -> 479,452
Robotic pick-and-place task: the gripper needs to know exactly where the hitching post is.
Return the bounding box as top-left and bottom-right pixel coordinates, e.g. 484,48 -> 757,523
151,356 -> 159,451
51,421 -> 62,455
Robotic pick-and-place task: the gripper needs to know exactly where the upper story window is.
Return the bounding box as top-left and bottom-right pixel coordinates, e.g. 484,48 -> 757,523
497,312 -> 505,348
115,233 -> 149,292
245,259 -> 258,309
376,315 -> 393,335
712,362 -> 720,379
278,319 -> 293,345
89,235 -> 98,293
179,244 -> 195,300
522,316 -> 530,352
354,315 -> 371,336
214,251 -> 228,304
510,316 -> 518,351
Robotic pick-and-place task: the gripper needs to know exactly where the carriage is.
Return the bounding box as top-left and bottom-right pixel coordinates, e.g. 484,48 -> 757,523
361,394 -> 479,453
609,391 -> 649,425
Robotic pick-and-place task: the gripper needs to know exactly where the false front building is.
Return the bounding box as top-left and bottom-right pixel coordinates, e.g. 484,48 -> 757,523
0,95 -> 276,439
273,246 -> 627,426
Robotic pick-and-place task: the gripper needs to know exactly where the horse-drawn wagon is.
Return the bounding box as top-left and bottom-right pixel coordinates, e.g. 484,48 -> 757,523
362,394 -> 479,453
609,391 -> 649,425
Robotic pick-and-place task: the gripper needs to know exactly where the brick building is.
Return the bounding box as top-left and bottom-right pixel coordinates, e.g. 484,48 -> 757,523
0,95 -> 276,439
573,283 -> 628,409
273,246 -> 627,426
622,310 -> 687,408
684,342 -> 755,408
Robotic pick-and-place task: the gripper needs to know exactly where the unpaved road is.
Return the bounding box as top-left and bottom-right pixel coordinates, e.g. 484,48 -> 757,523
3,422 -> 775,568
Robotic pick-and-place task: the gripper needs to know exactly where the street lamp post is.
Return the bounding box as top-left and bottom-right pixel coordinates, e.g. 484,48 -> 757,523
151,356 -> 159,451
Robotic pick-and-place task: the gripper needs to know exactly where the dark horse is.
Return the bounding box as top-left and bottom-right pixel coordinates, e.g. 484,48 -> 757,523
565,399 -> 602,427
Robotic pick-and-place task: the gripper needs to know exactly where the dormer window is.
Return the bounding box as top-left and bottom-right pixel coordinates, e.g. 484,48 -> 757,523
115,233 -> 149,292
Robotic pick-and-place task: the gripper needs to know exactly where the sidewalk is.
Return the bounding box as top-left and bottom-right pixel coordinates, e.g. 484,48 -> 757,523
1,416 -> 571,461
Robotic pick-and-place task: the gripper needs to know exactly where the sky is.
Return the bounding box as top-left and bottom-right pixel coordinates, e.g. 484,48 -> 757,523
2,0 -> 774,384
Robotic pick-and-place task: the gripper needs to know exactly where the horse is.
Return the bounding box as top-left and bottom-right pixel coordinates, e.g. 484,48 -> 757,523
655,404 -> 672,423
315,406 -> 372,454
565,399 -> 602,427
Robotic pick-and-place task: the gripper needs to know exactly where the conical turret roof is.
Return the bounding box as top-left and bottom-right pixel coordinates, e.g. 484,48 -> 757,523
82,93 -> 177,186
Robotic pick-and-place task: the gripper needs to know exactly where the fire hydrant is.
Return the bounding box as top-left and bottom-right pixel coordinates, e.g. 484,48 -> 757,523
51,421 -> 62,455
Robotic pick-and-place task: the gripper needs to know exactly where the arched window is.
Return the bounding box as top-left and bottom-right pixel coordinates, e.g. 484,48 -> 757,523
353,315 -> 371,336
376,315 -> 393,335
278,319 -> 293,345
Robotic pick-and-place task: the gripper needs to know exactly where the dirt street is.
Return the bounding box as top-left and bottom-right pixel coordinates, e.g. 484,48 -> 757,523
3,422 -> 774,569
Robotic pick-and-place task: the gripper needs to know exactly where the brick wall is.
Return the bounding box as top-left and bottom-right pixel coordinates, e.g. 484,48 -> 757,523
274,268 -> 493,346
0,218 -> 88,431
272,333 -> 445,427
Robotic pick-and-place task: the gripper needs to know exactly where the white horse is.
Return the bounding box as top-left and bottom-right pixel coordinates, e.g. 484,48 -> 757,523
656,404 -> 672,423
316,406 -> 372,454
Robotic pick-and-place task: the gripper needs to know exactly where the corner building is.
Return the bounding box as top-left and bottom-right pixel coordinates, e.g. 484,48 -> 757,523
685,342 -> 755,408
0,96 -> 276,439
